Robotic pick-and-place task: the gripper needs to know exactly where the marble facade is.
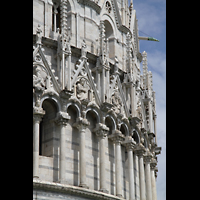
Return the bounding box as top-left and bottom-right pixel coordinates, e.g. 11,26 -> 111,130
33,0 -> 162,199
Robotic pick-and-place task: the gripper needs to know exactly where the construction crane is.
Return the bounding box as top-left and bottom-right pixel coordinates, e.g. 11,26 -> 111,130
138,36 -> 159,42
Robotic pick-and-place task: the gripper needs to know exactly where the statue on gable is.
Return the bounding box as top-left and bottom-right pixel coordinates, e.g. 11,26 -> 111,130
33,66 -> 46,90
76,78 -> 89,100
111,90 -> 123,114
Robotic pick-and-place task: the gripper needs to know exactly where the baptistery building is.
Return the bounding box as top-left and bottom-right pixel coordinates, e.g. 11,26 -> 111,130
33,0 -> 162,199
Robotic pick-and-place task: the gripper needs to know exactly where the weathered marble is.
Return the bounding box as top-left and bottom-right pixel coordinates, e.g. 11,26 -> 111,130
33,0 -> 162,199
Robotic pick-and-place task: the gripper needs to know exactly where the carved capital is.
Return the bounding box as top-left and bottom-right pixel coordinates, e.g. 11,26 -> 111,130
108,129 -> 125,144
33,106 -> 45,123
122,136 -> 136,151
135,143 -> 146,157
55,111 -> 70,126
144,149 -> 153,163
93,123 -> 109,139
73,117 -> 90,131
150,158 -> 157,170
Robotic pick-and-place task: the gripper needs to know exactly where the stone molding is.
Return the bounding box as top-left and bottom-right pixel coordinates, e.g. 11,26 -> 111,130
33,179 -> 125,200
77,0 -> 101,14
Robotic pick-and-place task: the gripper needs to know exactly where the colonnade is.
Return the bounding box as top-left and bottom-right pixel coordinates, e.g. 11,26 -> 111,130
33,106 -> 157,200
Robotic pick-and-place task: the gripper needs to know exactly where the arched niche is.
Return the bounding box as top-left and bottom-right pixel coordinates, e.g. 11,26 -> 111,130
86,109 -> 99,129
67,104 -> 79,125
120,123 -> 129,136
40,98 -> 58,157
105,115 -> 116,135
132,130 -> 140,144
104,19 -> 115,60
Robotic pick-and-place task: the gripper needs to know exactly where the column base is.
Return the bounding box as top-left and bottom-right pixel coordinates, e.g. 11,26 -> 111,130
33,176 -> 39,179
79,183 -> 89,189
99,188 -> 109,193
116,194 -> 123,198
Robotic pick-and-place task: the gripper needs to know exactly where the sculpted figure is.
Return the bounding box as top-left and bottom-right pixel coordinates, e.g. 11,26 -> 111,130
33,67 -> 45,90
76,78 -> 88,100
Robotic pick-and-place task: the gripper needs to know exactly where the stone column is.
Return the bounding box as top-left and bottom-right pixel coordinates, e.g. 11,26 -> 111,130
55,111 -> 70,184
105,69 -> 110,102
135,143 -> 146,200
150,158 -> 157,200
94,123 -> 109,193
73,117 -> 90,188
53,6 -> 58,32
123,136 -> 136,200
33,106 -> 45,178
134,153 -> 140,200
144,150 -> 153,200
108,130 -> 125,197
101,66 -> 105,102
67,51 -> 72,90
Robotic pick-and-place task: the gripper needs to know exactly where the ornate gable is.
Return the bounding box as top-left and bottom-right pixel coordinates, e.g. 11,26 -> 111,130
71,40 -> 101,106
33,25 -> 61,95
110,74 -> 129,117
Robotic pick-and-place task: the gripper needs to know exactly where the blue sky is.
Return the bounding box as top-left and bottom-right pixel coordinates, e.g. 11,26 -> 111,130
131,0 -> 166,199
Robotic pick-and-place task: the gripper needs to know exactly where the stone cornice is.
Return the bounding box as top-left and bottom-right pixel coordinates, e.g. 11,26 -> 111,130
33,179 -> 125,200
77,0 -> 101,14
